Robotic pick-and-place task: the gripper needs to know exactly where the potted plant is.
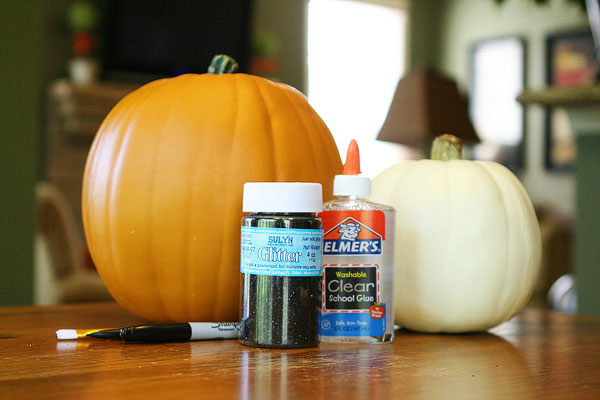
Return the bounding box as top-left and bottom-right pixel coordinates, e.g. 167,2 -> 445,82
66,1 -> 100,85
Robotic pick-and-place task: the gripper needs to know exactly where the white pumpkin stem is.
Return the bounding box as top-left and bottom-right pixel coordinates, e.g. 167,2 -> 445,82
431,134 -> 462,161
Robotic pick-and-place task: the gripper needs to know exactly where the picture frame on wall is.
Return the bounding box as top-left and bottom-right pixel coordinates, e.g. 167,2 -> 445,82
545,30 -> 597,170
469,36 -> 525,172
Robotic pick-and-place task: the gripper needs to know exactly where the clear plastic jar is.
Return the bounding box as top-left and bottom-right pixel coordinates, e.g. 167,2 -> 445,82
239,182 -> 323,348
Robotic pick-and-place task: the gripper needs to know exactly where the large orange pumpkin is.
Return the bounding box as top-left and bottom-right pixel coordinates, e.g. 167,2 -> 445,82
82,57 -> 342,322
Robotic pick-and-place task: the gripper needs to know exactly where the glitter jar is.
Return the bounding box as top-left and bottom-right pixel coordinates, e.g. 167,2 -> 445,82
239,182 -> 323,348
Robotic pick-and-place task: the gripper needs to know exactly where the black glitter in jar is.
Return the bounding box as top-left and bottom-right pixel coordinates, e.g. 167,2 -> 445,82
239,183 -> 323,349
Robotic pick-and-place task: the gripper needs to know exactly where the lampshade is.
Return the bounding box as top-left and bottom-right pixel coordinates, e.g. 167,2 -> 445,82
376,67 -> 479,146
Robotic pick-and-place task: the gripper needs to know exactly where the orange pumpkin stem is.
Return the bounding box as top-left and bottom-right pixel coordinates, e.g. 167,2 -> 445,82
343,139 -> 361,175
208,54 -> 239,74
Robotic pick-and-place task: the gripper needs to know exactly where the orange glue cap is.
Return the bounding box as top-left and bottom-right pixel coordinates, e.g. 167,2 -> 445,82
333,140 -> 371,196
343,139 -> 361,175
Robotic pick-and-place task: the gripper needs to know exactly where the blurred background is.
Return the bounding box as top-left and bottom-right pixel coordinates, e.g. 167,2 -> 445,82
1,0 -> 595,314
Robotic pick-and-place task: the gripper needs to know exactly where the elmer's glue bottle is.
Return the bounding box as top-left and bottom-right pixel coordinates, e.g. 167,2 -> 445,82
318,140 -> 395,343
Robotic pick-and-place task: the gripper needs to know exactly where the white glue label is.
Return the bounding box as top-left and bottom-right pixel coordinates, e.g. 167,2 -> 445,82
240,226 -> 323,276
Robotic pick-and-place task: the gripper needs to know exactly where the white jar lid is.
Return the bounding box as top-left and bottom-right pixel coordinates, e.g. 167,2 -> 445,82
243,182 -> 323,213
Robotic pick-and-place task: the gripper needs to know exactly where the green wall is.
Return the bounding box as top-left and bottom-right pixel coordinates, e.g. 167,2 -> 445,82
436,0 -> 587,217
0,0 -> 43,305
435,0 -> 597,315
576,134 -> 600,315
0,0 -> 308,306
409,0 -> 444,69
252,0 -> 307,92
251,0 -> 443,94
4,0 -> 587,309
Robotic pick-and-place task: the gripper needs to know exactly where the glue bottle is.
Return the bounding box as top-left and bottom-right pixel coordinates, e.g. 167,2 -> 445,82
318,140 -> 395,343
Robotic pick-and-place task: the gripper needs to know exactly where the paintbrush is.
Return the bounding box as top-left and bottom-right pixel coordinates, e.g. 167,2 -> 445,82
56,322 -> 240,343
56,328 -> 121,340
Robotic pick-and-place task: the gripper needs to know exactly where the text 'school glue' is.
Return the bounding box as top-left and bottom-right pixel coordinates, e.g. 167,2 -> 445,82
318,140 -> 395,343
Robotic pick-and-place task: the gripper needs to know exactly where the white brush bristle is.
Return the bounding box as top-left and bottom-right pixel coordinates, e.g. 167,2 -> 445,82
56,329 -> 78,340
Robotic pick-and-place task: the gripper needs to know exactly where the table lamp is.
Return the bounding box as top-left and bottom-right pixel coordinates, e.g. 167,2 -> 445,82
376,67 -> 479,147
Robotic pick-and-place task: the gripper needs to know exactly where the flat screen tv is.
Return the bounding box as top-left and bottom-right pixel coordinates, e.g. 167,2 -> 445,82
103,0 -> 252,81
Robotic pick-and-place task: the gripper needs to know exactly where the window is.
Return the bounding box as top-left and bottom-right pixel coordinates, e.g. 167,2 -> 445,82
469,37 -> 525,169
307,0 -> 410,177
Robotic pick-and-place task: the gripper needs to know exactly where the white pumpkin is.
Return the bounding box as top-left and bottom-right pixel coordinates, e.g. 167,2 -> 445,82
371,135 -> 541,333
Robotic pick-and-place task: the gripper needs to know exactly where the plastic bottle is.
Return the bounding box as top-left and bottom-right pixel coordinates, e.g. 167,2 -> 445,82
318,140 -> 395,343
239,182 -> 323,348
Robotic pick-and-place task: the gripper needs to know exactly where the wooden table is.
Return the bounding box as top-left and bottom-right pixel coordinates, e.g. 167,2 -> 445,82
1,302 -> 599,399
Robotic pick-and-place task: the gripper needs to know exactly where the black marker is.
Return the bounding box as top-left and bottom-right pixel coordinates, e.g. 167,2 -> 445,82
87,322 -> 240,343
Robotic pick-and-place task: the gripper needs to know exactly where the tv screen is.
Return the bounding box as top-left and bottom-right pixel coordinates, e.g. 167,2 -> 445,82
104,0 -> 252,80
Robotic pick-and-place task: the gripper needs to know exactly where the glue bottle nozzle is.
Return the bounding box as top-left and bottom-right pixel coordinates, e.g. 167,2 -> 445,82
343,140 -> 361,175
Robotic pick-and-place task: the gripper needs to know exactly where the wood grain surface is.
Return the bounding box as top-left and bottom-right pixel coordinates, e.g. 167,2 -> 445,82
0,302 -> 599,399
